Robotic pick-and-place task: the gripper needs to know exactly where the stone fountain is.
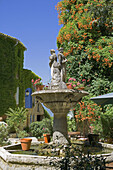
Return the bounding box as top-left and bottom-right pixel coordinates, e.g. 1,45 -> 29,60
32,48 -> 88,144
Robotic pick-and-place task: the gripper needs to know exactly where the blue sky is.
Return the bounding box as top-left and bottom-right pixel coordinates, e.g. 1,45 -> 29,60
0,0 -> 61,85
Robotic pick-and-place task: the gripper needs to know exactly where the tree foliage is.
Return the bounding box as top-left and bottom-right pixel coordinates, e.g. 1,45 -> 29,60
56,0 -> 113,135
56,0 -> 113,83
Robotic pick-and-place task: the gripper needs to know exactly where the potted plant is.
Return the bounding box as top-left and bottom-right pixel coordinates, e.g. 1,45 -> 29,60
32,78 -> 44,91
18,130 -> 32,151
37,136 -> 44,141
66,78 -> 86,90
20,138 -> 32,151
30,118 -> 53,143
42,127 -> 51,143
44,85 -> 49,90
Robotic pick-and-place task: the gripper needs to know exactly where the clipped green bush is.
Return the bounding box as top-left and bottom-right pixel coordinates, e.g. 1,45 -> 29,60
30,118 -> 53,138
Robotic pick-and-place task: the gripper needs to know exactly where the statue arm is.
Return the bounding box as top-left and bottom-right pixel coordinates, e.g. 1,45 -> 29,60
62,58 -> 67,64
58,53 -> 62,66
49,56 -> 53,68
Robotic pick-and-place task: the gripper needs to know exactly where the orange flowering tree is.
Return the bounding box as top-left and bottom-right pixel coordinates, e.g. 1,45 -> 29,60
56,0 -> 113,85
56,0 -> 113,135
73,95 -> 102,135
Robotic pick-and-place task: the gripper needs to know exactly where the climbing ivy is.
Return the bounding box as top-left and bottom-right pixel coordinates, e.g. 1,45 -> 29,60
0,33 -> 39,117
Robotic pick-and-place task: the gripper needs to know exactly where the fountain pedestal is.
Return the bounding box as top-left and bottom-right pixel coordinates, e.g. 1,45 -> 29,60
32,89 -> 88,144
53,112 -> 69,144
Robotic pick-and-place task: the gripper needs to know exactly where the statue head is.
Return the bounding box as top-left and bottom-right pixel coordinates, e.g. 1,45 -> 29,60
50,49 -> 55,54
59,47 -> 64,53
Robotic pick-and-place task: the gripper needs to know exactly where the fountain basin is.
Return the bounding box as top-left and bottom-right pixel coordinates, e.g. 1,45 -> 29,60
32,89 -> 88,144
0,144 -> 60,170
0,142 -> 113,170
32,89 -> 89,110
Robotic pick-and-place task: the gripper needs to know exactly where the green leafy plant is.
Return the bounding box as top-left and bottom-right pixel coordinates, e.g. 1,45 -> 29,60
18,130 -> 29,139
67,77 -> 86,89
73,95 -> 102,136
50,145 -> 106,169
32,78 -> 43,86
6,107 -> 28,137
101,106 -> 113,139
0,124 -> 9,146
67,116 -> 76,132
44,86 -> 49,90
30,118 -> 53,138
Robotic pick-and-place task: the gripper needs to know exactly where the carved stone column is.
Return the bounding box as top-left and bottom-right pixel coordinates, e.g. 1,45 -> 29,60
53,112 -> 69,144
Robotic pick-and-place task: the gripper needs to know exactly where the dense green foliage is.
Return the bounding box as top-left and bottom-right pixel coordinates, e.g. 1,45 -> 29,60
6,107 -> 28,137
56,0 -> 113,136
101,106 -> 113,139
51,145 -> 106,169
0,34 -> 40,116
56,0 -> 113,91
67,116 -> 77,132
30,118 -> 53,138
0,35 -> 22,116
0,125 -> 9,146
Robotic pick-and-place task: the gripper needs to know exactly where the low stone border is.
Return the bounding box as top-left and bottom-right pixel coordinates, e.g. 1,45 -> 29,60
0,144 -> 62,164
0,142 -> 113,169
0,144 -> 61,170
99,142 -> 113,149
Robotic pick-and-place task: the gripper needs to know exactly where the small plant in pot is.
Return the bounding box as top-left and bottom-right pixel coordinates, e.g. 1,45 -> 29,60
32,78 -> 44,91
30,118 -> 53,143
18,131 -> 32,151
67,78 -> 86,90
42,127 -> 51,143
44,85 -> 49,90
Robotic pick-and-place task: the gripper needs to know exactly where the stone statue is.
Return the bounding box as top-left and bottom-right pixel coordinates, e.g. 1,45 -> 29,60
58,47 -> 67,82
49,49 -> 57,78
49,49 -> 61,86
49,48 -> 67,89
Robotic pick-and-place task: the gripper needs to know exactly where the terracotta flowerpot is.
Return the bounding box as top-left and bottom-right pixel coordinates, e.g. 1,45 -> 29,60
77,87 -> 84,90
20,138 -> 32,151
36,85 -> 44,91
66,83 -> 73,89
38,138 -> 44,141
43,134 -> 50,143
